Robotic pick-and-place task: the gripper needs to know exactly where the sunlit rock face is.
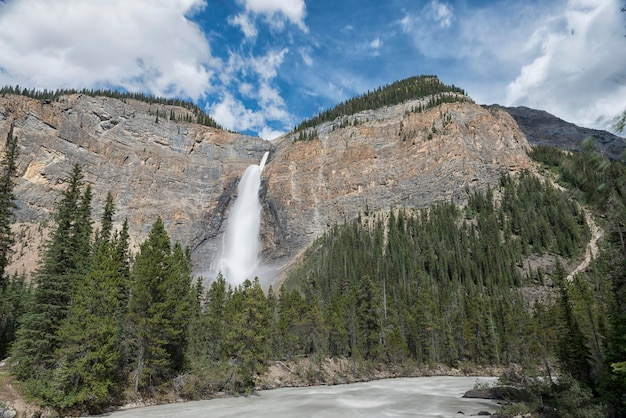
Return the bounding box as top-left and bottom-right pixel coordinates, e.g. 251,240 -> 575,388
0,93 -> 270,277
262,100 -> 532,281
1,94 -> 533,286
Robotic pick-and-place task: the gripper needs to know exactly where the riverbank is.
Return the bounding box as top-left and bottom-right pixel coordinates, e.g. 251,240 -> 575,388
2,357 -> 512,417
103,376 -> 502,418
113,358 -> 510,413
255,357 -> 508,390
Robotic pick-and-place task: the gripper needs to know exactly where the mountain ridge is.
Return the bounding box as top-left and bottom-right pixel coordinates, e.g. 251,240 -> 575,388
0,84 -> 620,286
491,105 -> 625,160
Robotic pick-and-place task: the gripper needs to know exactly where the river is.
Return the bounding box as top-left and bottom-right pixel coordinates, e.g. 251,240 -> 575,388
98,376 -> 500,417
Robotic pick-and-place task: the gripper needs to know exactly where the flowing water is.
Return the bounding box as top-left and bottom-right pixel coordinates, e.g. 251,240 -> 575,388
217,151 -> 269,285
99,376 -> 500,417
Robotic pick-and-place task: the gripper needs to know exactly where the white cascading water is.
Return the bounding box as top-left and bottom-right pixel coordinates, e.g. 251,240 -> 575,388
218,151 -> 269,285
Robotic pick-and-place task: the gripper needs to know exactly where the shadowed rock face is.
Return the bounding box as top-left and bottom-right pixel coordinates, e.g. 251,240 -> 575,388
1,94 -> 534,285
492,105 -> 625,160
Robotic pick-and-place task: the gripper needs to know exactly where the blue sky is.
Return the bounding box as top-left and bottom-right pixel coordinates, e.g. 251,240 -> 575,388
0,0 -> 625,139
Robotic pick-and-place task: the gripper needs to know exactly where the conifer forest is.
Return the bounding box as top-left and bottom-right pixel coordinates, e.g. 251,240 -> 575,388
0,113 -> 625,416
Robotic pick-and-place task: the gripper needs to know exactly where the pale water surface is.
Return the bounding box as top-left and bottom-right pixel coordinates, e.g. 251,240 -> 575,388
99,376 -> 500,418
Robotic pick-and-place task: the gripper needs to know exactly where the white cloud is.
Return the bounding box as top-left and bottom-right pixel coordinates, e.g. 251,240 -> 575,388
237,0 -> 307,32
229,13 -> 258,40
208,48 -> 294,135
505,0 -> 626,130
250,48 -> 288,81
209,93 -> 263,132
0,0 -> 215,100
239,82 -> 254,96
369,37 -> 382,50
258,126 -> 284,140
397,0 -> 626,129
426,0 -> 454,29
299,48 -> 313,66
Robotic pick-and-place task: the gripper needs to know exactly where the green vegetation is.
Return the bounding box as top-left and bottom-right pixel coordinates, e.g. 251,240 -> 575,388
292,75 -> 468,139
3,165 -> 195,413
1,131 -> 625,415
284,171 -> 588,366
0,85 -> 223,129
0,126 -> 30,360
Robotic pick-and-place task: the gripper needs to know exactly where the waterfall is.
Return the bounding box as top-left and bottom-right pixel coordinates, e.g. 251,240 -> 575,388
218,151 -> 269,285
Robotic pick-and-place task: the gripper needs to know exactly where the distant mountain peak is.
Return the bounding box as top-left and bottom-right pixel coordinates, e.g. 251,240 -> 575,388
491,105 -> 625,160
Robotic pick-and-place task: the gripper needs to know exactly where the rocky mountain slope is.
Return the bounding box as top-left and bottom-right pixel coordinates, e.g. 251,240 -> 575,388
0,92 -> 550,286
493,105 -> 625,159
263,100 -> 531,277
0,93 -> 270,276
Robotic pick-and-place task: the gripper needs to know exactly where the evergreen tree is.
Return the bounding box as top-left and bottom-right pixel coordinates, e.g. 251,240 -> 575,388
553,260 -> 592,385
12,164 -> 92,382
0,125 -> 20,356
53,240 -> 124,411
0,272 -> 31,359
95,191 -> 115,246
225,278 -> 270,386
126,217 -> 193,393
356,276 -> 383,360
51,197 -> 126,412
0,125 -> 18,282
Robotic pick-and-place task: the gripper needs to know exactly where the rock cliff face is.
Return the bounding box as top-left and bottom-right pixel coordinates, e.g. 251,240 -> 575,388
1,94 -> 533,285
493,105 -> 625,160
0,94 -> 271,275
262,101 -> 532,276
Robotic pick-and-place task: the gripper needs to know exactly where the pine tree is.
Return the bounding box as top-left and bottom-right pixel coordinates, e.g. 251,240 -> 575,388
204,273 -> 228,361
12,164 -> 92,382
52,197 -> 126,412
0,272 -> 31,359
0,125 -> 18,283
225,278 -> 270,386
553,260 -> 592,385
126,217 -> 193,393
0,125 -> 20,357
356,276 -> 383,360
94,191 -> 115,246
54,240 -> 124,411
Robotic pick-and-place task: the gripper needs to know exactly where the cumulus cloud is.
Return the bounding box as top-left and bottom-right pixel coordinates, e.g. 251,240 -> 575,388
237,0 -> 308,37
0,0 -> 216,100
258,126 -> 285,140
209,48 -> 294,137
505,0 -> 626,130
209,93 -> 263,133
397,0 -> 626,129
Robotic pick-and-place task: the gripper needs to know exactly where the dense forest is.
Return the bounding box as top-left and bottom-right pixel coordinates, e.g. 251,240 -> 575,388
292,75 -> 468,138
0,85 -> 223,129
0,116 -> 625,416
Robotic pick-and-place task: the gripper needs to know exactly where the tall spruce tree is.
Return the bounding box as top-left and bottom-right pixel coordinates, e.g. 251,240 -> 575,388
12,164 -> 92,383
0,125 -> 20,357
52,197 -> 126,412
54,240 -> 123,411
126,217 -> 193,393
0,125 -> 18,282
553,260 -> 592,385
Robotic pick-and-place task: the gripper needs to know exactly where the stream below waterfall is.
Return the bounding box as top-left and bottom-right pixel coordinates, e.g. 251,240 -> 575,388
98,376 -> 500,417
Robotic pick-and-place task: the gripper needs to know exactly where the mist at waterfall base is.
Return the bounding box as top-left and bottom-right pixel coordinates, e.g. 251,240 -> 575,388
212,152 -> 273,287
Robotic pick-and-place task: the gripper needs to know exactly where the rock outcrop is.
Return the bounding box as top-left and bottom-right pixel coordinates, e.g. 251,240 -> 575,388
0,94 -> 270,276
263,101 -> 532,278
1,94 -> 534,285
493,105 -> 625,160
